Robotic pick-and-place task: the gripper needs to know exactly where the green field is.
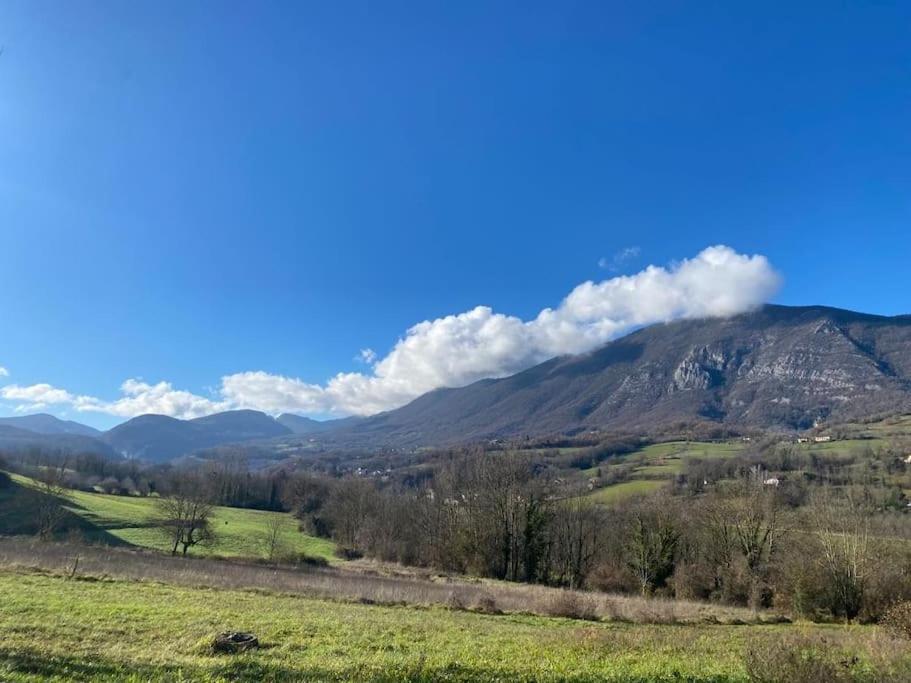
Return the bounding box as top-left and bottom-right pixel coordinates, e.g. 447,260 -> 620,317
583,441 -> 745,505
1,474 -> 336,562
0,568 -> 901,682
635,441 -> 747,461
586,479 -> 666,504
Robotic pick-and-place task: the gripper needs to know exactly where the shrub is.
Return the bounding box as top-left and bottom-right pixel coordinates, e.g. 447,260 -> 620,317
470,592 -> 501,615
744,634 -> 911,683
335,547 -> 363,561
445,591 -> 467,611
882,601 -> 911,640
744,637 -> 851,683
546,591 -> 599,621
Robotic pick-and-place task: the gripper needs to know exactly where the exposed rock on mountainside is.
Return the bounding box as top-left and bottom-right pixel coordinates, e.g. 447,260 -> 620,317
305,305 -> 911,448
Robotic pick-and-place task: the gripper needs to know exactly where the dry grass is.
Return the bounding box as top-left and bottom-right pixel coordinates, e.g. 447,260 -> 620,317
744,631 -> 911,682
0,536 -> 778,625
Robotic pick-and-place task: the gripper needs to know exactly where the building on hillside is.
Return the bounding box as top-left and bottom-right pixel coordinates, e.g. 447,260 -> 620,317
814,435 -> 832,443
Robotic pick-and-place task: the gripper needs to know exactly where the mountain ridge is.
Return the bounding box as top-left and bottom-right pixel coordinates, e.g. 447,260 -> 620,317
0,413 -> 101,437
102,409 -> 292,462
300,304 -> 911,448
7,304 -> 911,460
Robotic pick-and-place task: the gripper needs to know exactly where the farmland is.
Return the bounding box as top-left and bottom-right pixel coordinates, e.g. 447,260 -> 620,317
583,440 -> 747,505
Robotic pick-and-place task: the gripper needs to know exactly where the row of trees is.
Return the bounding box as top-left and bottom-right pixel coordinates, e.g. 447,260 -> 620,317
284,449 -> 911,621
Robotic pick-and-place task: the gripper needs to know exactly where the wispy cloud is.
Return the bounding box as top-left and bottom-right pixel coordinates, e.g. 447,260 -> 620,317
0,366 -> 9,378
598,245 -> 641,271
0,245 -> 781,420
356,348 -> 378,365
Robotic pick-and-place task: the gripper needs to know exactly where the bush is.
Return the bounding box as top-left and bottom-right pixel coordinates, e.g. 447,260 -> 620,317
470,592 -> 501,615
335,547 -> 363,561
445,591 -> 467,611
744,634 -> 911,683
882,601 -> 911,640
287,552 -> 329,568
546,591 -> 599,621
745,637 -> 852,683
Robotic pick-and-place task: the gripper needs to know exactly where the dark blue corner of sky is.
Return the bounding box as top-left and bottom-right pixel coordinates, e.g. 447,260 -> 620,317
0,0 -> 909,420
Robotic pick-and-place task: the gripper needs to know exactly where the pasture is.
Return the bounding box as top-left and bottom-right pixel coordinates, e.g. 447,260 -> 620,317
0,473 -> 335,562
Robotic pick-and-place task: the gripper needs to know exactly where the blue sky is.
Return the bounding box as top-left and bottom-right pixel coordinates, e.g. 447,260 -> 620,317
1,1 -> 909,428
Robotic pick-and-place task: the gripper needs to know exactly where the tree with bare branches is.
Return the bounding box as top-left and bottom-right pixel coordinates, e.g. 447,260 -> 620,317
35,460 -> 71,539
152,474 -> 216,556
809,488 -> 872,620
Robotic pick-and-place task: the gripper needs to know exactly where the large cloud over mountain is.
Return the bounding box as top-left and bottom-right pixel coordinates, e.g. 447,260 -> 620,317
1,246 -> 780,419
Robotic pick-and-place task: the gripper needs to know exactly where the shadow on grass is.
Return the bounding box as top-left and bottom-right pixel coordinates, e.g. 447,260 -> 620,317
0,648 -> 740,683
0,479 -> 128,547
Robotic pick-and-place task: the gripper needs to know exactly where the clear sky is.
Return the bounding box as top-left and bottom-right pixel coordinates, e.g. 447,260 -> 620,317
1,1 -> 909,429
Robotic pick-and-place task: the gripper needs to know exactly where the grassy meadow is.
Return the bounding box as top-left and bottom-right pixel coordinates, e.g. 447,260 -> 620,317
0,473 -> 336,562
1,566 -> 907,683
583,440 -> 747,505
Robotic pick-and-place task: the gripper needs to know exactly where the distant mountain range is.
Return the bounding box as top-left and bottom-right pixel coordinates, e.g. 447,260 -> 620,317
102,410 -> 293,461
0,415 -> 119,460
2,305 -> 910,461
0,413 -> 101,437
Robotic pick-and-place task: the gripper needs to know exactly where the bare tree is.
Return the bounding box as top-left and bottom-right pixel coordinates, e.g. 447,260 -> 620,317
550,489 -> 604,588
35,460 -> 71,539
262,514 -> 287,563
809,488 -> 872,620
625,497 -> 679,595
152,474 -> 216,556
694,484 -> 785,607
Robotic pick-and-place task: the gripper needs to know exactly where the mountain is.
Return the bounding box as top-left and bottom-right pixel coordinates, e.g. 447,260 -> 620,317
0,424 -> 119,459
311,305 -> 911,448
276,414 -> 326,434
103,410 -> 291,461
276,413 -> 356,434
0,413 -> 101,437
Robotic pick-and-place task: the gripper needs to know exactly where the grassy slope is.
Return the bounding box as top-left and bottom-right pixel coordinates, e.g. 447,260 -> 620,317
585,441 -> 746,505
3,474 -> 335,561
0,568 -> 892,683
586,479 -> 666,504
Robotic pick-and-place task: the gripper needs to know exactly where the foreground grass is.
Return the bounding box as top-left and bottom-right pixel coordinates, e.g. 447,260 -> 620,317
0,568 -> 896,683
2,474 -> 336,561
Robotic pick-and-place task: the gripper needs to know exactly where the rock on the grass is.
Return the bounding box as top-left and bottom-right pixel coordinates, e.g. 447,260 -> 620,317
212,631 -> 259,654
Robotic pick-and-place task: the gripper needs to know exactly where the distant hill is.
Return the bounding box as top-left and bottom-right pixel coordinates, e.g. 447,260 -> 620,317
276,413 -> 354,434
0,424 -> 119,460
307,305 -> 911,448
0,413 -> 100,437
276,414 -> 326,434
103,410 -> 291,462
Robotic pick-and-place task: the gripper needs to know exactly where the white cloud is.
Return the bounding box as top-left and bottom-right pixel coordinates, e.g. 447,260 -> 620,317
357,348 -> 378,365
598,245 -> 641,271
1,379 -> 228,420
0,366 -> 8,377
1,383 -> 76,405
0,245 -> 780,420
